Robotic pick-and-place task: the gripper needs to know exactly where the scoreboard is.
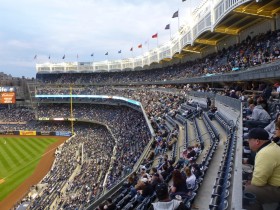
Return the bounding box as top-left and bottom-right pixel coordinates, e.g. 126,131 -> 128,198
0,92 -> 16,104
0,87 -> 16,104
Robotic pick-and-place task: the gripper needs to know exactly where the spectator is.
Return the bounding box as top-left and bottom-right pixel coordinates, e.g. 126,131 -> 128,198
206,97 -> 211,109
262,84 -> 272,100
150,173 -> 162,191
244,98 -> 271,129
104,198 -> 116,210
229,90 -> 239,99
160,164 -> 169,181
271,121 -> 280,145
264,112 -> 280,139
190,162 -> 202,179
150,167 -> 164,182
149,183 -> 188,210
273,83 -> 280,95
136,177 -> 153,202
169,170 -> 188,199
244,128 -> 280,210
186,147 -> 196,160
184,167 -> 196,190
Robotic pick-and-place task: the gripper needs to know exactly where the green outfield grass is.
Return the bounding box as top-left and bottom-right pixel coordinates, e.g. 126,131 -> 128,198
0,136 -> 57,201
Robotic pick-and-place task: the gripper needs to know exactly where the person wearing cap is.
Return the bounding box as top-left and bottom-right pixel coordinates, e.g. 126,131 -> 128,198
244,128 -> 280,210
229,90 -> 239,99
149,183 -> 188,210
140,165 -> 151,180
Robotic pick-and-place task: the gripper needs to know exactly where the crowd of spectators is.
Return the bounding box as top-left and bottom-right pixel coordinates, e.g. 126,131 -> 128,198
11,104 -> 151,209
25,122 -> 114,209
36,30 -> 280,85
1,24 -> 279,210
0,106 -> 35,122
36,104 -> 151,189
242,87 -> 280,209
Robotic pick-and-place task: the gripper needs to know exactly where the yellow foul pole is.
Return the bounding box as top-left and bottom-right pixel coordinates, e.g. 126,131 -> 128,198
70,85 -> 74,135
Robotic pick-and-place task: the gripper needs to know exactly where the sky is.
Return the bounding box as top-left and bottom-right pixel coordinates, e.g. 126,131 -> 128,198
0,0 -> 202,78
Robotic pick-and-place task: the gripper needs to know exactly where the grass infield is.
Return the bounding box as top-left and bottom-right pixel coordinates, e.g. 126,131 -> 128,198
0,136 -> 57,201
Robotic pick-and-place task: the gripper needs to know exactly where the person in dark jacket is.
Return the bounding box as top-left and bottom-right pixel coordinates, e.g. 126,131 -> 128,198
105,198 -> 116,210
149,183 -> 188,210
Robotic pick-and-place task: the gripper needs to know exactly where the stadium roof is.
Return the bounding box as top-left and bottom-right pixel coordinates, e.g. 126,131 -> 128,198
183,0 -> 280,53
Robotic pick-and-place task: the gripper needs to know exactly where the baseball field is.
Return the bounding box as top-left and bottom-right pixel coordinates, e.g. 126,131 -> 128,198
0,135 -> 68,210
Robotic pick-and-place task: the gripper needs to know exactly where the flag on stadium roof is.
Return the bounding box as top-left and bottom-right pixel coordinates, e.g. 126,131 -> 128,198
48,55 -> 50,59
138,44 -> 142,48
118,50 -> 121,53
152,33 -> 158,38
62,54 -> 65,59
34,55 -> 37,59
105,52 -> 108,55
130,47 -> 133,51
182,0 -> 186,2
91,53 -> 94,57
172,10 -> 179,18
165,24 -> 170,30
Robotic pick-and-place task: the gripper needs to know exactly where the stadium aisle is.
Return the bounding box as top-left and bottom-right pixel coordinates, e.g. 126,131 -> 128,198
192,120 -> 228,210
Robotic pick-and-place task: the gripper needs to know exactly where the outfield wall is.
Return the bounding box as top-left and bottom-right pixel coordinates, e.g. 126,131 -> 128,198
0,130 -> 72,137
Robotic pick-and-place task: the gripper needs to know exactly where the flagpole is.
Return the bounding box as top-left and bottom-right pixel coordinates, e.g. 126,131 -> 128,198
178,9 -> 180,31
76,54 -> 79,71
157,37 -> 159,47
170,26 -> 171,39
34,55 -> 37,64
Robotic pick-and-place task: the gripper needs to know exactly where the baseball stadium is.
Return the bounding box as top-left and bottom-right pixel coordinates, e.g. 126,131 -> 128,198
0,0 -> 280,210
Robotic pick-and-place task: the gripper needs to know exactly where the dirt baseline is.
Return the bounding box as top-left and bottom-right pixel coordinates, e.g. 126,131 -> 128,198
0,135 -> 69,210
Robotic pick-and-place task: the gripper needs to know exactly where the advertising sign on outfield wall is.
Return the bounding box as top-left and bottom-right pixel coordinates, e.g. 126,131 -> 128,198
55,131 -> 72,136
0,92 -> 16,104
19,130 -> 36,136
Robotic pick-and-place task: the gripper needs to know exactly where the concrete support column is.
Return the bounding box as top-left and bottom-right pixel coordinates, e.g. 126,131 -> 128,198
275,14 -> 280,30
271,17 -> 276,31
236,34 -> 240,44
214,45 -> 218,53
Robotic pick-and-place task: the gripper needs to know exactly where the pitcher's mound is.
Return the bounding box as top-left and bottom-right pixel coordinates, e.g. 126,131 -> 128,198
0,179 -> 5,184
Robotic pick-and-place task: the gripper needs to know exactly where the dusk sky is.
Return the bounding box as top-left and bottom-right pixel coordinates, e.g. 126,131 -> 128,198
0,0 -> 202,78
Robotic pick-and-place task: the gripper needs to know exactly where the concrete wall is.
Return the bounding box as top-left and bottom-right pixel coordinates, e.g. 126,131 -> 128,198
239,19 -> 272,41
